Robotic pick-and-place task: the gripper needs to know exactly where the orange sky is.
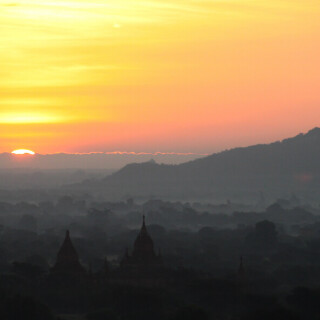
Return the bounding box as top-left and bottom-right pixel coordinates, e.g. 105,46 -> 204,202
1,0 -> 320,154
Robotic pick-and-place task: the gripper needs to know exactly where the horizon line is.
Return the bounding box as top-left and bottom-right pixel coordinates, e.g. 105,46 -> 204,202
4,151 -> 209,156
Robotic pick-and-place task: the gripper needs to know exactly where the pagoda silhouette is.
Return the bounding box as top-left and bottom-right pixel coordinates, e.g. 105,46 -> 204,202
121,215 -> 163,269
51,230 -> 86,276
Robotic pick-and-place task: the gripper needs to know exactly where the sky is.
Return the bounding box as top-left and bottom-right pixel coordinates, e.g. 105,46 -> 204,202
1,0 -> 320,155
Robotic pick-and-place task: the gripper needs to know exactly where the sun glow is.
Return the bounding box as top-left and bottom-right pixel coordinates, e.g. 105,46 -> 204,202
1,1 -> 320,153
12,149 -> 36,155
0,113 -> 62,124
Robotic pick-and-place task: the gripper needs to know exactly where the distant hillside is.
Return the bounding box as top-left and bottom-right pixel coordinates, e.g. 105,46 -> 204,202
0,152 -> 203,170
73,128 -> 320,201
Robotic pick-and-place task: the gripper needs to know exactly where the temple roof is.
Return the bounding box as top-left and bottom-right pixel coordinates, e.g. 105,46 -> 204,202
58,230 -> 79,259
52,230 -> 86,274
237,256 -> 246,284
133,215 -> 154,252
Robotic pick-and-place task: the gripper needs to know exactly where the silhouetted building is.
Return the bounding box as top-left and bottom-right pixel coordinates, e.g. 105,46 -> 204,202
237,256 -> 245,281
121,216 -> 162,269
51,230 -> 86,275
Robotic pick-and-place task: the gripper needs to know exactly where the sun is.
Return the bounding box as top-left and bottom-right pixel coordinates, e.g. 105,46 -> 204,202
12,149 -> 36,155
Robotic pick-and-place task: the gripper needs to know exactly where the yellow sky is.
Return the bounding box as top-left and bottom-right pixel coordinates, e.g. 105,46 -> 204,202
1,0 -> 320,153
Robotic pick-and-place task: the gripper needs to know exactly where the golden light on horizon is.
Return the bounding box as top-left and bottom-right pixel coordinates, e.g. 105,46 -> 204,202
12,149 -> 36,155
1,0 -> 320,153
0,113 -> 63,124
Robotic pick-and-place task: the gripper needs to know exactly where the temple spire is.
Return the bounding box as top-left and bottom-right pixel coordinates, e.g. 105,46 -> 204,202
237,255 -> 246,286
51,229 -> 86,275
121,215 -> 163,269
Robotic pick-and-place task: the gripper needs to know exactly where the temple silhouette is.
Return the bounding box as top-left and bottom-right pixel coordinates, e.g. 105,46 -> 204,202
48,218 -> 245,290
121,215 -> 163,269
49,216 -> 164,287
51,230 -> 86,275
237,255 -> 246,286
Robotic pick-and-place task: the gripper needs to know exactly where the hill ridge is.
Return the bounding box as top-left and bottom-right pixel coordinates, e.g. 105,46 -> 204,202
74,127 -> 320,200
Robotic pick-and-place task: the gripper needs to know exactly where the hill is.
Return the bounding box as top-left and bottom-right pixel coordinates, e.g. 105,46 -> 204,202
73,128 -> 320,201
